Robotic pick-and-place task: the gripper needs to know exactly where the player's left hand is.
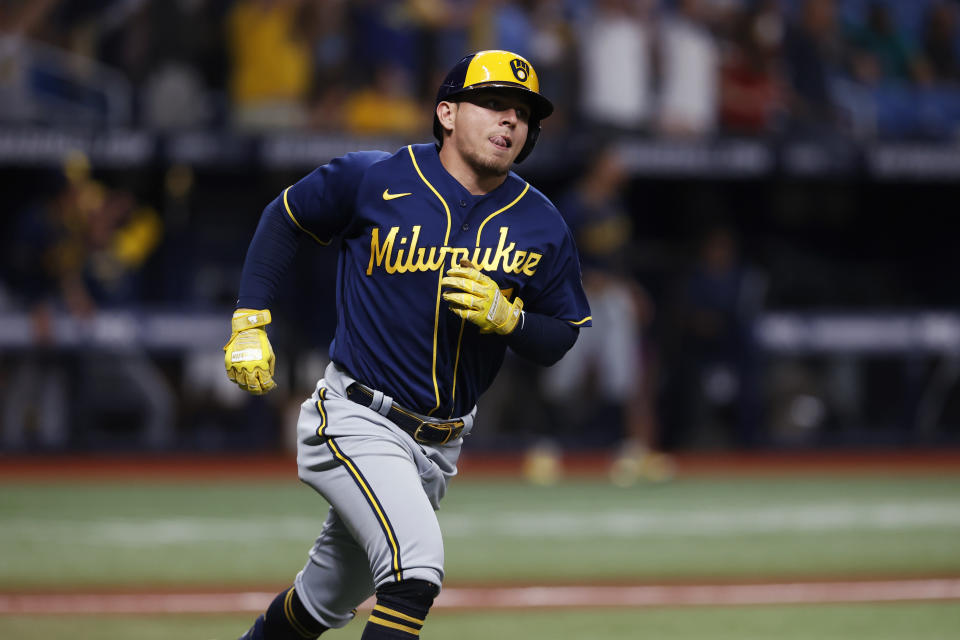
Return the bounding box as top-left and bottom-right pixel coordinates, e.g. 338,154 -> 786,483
441,259 -> 523,335
223,308 -> 277,394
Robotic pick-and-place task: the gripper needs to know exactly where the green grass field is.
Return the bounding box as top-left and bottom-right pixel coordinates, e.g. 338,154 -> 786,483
2,469 -> 959,638
3,603 -> 960,640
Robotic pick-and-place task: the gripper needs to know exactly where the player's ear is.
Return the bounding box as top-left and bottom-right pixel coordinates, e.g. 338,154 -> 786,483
436,101 -> 456,136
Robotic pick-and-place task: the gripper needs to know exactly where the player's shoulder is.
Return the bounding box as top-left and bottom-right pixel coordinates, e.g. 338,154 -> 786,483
343,144 -> 429,176
333,149 -> 395,173
509,173 -> 566,222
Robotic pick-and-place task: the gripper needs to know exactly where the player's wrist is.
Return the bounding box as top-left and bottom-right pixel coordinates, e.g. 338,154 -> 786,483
231,308 -> 272,333
493,297 -> 524,335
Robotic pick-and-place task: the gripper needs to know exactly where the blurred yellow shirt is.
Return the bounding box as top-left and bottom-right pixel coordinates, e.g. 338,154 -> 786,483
227,0 -> 312,103
343,89 -> 423,136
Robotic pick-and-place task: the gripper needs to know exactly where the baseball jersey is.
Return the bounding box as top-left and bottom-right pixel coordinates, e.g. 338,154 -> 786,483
279,143 -> 591,418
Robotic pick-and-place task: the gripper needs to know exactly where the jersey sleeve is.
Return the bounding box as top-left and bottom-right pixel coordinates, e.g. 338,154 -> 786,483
523,223 -> 593,328
282,150 -> 390,244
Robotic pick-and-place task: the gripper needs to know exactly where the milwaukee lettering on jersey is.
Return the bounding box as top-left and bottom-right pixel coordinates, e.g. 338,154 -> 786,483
367,226 -> 543,276
277,143 -> 590,417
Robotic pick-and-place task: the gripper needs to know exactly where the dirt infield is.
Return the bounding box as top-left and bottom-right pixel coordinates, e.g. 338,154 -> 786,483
2,579 -> 959,615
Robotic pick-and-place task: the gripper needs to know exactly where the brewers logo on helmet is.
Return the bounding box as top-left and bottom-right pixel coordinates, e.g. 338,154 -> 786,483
434,50 -> 554,163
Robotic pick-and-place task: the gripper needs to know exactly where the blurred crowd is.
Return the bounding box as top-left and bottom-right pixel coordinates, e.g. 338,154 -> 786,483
1,0 -> 958,468
2,0 -> 960,139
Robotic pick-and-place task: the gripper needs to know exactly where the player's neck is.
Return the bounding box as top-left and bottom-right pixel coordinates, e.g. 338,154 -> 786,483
438,145 -> 507,195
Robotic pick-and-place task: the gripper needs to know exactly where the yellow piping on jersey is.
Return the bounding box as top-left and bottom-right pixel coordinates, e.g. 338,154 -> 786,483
570,316 -> 592,326
315,387 -> 328,436
284,186 -> 330,246
407,145 -> 452,416
315,387 -> 403,581
450,318 -> 466,416
475,182 -> 529,244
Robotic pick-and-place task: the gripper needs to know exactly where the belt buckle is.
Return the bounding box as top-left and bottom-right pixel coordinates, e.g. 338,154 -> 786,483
413,420 -> 458,446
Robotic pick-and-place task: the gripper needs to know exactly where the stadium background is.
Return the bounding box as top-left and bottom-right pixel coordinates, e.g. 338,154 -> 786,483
1,1 -> 959,638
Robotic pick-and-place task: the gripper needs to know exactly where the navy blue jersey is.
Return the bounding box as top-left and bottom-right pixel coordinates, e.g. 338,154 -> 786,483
281,143 -> 591,417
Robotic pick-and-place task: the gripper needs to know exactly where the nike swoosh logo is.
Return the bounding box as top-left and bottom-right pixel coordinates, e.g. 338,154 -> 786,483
383,188 -> 412,200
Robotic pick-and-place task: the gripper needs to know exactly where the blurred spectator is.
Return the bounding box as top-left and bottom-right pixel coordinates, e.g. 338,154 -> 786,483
342,62 -> 427,135
2,155 -> 176,450
348,0 -> 423,94
576,0 -> 656,134
782,0 -> 846,133
656,0 -> 721,137
921,1 -> 960,84
662,224 -> 766,449
94,0 -> 229,129
719,0 -> 786,135
226,0 -> 313,131
468,0 -> 534,54
536,145 -> 673,485
527,0 -> 577,127
845,1 -> 931,86
0,0 -> 60,39
1,165 -> 78,450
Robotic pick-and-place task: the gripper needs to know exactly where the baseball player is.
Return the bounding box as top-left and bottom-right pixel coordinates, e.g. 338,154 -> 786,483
226,50 -> 591,640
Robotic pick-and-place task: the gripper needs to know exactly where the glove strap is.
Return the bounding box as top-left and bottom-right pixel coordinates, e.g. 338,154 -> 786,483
231,308 -> 272,333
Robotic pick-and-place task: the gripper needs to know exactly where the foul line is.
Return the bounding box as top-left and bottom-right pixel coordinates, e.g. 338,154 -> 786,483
2,580 -> 960,615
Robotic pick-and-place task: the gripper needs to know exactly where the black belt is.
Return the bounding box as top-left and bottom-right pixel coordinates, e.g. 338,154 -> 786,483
345,384 -> 465,445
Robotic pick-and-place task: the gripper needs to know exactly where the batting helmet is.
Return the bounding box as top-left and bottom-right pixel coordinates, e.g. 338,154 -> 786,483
434,50 -> 554,163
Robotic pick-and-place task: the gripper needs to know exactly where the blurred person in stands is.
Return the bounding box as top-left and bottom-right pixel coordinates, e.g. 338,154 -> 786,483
347,0 -> 424,97
342,62 -> 426,136
719,0 -> 787,135
844,1 -> 931,87
656,0 -> 721,138
662,224 -> 766,449
527,0 -> 578,128
536,144 -> 673,486
227,0 -> 314,130
467,0 -> 534,56
921,1 -> 960,84
575,0 -> 656,134
301,0 -> 351,131
782,0 -> 845,133
95,0 -> 228,129
3,155 -> 175,450
2,166 -> 78,450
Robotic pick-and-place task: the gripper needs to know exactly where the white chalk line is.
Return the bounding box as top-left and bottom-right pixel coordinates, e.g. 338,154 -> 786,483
2,580 -> 960,615
3,501 -> 960,547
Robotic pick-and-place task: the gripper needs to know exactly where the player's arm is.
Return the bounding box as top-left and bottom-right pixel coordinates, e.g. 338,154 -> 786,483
440,259 -> 578,366
225,151 -> 388,394
224,197 -> 300,394
504,310 -> 578,366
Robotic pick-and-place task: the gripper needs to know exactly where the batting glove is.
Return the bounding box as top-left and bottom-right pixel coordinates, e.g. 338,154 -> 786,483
441,260 -> 523,335
223,308 -> 276,395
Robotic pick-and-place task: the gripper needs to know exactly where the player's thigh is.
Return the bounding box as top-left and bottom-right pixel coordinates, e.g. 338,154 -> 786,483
302,433 -> 445,588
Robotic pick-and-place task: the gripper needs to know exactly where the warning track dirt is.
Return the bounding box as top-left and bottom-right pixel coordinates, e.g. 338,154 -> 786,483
3,579 -> 960,615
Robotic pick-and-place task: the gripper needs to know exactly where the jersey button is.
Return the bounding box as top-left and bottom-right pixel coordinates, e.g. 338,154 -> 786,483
459,200 -> 467,207
461,222 -> 470,231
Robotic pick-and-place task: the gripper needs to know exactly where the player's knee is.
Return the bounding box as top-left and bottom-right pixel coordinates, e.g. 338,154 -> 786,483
377,578 -> 440,609
366,579 -> 439,637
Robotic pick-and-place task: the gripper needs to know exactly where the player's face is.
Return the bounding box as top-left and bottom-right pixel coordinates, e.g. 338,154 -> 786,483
448,90 -> 531,177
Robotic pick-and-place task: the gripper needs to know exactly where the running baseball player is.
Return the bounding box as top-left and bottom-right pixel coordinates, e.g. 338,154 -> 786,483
226,50 -> 592,640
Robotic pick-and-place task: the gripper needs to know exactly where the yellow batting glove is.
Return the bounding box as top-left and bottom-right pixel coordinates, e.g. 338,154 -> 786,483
441,259 -> 523,335
223,308 -> 276,395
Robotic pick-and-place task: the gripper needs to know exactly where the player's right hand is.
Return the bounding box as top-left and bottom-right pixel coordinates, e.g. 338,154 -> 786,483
223,308 -> 276,395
